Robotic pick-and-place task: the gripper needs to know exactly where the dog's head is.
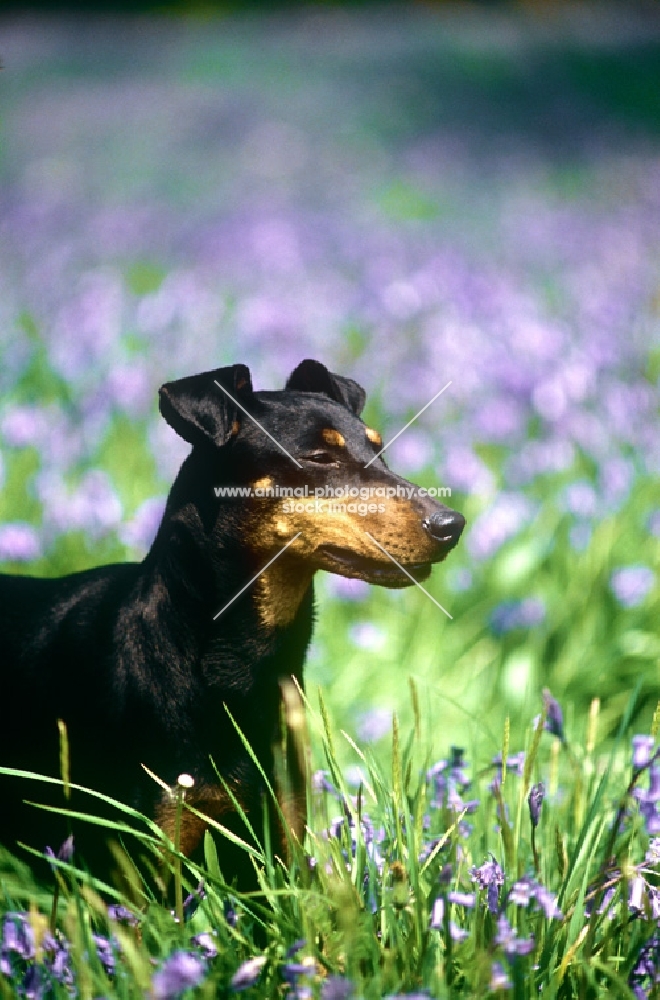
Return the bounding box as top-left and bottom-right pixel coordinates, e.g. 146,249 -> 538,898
159,360 -> 465,592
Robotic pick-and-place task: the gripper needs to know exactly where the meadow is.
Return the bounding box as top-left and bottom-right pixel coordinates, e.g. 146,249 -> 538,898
0,5 -> 659,996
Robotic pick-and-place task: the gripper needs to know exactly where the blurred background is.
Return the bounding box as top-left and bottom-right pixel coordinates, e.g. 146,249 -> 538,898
0,1 -> 659,774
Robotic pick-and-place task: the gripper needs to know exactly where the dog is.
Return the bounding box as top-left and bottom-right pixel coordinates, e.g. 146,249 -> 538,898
0,359 -> 464,887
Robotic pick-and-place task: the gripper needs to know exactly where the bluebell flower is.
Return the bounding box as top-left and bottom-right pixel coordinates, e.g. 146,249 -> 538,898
0,522 -> 41,562
542,689 -> 565,742
348,622 -> 386,651
628,929 -> 660,1000
223,898 -> 239,929
152,951 -> 207,999
429,898 -> 470,939
427,747 -> 471,811
230,955 -> 267,992
633,754 -> 660,835
632,736 -> 656,770
384,994 -> 431,1000
312,770 -> 340,798
490,960 -> 512,991
495,915 -> 534,957
507,876 -> 561,919
182,881 -> 206,921
91,934 -> 116,977
489,597 -> 545,635
356,707 -> 392,743
448,891 -> 476,908
321,976 -> 354,1000
491,751 -> 525,778
43,932 -> 74,987
325,576 -> 369,601
20,963 -> 44,1000
528,782 -> 544,828
470,857 -> 504,913
191,932 -> 217,961
645,838 -> 660,865
610,565 -> 655,608
44,835 -> 75,871
107,904 -> 139,927
2,913 -> 35,961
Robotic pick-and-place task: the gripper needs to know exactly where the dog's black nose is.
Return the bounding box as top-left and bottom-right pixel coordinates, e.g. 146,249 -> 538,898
423,510 -> 466,552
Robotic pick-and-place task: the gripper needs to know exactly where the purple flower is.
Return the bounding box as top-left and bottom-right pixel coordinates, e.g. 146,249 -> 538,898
491,751 -> 526,778
321,977 -> 354,1000
542,689 -> 565,742
224,899 -> 239,928
646,838 -> 660,866
387,430 -> 434,472
119,496 -> 166,554
528,782 -> 544,828
561,480 -> 598,517
348,622 -> 386,651
44,835 -> 74,870
634,754 -> 660,835
470,857 -> 504,913
230,955 -> 267,992
507,876 -> 561,919
152,951 -> 207,999
0,522 -> 41,562
191,932 -> 217,961
490,961 -> 512,991
312,770 -> 341,798
448,891 -> 476,908
534,884 -> 562,920
628,929 -> 660,999
632,736 -> 656,770
427,747 -> 471,811
182,881 -> 206,921
466,493 -> 533,560
107,904 -> 140,927
610,566 -> 655,608
489,597 -> 545,635
2,913 -> 35,960
356,707 -> 392,743
325,576 -> 370,601
92,934 -> 116,976
429,899 -> 470,940
495,915 -> 534,957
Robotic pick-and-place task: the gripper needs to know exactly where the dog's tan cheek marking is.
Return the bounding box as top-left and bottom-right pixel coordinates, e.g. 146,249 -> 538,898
232,420 -> 241,436
255,563 -> 314,628
250,494 -> 439,624
321,428 -> 345,447
365,427 -> 382,447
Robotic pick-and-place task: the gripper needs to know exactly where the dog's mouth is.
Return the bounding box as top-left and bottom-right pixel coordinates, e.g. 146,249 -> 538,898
317,545 -> 433,588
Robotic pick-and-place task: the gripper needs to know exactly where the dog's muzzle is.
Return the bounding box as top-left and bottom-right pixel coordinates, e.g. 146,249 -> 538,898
422,510 -> 466,555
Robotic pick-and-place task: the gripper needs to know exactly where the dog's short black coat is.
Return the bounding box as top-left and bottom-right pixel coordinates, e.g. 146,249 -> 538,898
0,359 -> 464,885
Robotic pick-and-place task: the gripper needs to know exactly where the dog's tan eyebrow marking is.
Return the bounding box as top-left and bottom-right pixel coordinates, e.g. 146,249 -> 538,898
231,420 -> 241,436
365,427 -> 382,447
321,428 -> 345,447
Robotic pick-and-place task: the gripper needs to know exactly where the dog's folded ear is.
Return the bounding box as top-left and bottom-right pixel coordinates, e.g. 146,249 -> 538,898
159,364 -> 253,447
285,359 -> 366,416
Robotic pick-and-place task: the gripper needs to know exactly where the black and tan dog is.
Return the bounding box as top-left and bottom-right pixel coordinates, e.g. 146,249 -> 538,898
0,359 -> 464,885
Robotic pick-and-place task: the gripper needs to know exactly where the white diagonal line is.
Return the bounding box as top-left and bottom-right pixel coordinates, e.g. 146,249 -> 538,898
214,380 -> 303,468
213,532 -> 302,620
364,531 -> 452,619
363,381 -> 452,469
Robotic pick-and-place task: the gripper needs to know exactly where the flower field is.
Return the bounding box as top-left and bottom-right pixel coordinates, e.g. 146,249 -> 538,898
0,4 -> 659,996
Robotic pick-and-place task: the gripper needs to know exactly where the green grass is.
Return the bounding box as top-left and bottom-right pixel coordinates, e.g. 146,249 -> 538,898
0,683 -> 658,998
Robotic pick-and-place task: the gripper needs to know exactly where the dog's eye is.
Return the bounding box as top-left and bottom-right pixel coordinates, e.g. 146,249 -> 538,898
302,450 -> 338,465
